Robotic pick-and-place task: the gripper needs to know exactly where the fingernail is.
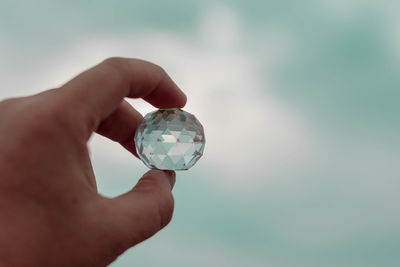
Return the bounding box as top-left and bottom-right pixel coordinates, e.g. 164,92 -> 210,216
164,170 -> 176,189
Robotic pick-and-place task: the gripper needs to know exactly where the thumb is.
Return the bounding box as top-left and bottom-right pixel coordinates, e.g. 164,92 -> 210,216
102,170 -> 176,254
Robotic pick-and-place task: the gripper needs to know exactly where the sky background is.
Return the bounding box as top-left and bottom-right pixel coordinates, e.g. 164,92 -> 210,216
1,0 -> 400,266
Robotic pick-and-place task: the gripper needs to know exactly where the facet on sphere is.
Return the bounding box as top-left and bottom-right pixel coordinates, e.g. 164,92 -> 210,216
134,108 -> 205,170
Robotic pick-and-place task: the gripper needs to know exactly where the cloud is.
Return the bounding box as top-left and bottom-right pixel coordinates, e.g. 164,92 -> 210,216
0,5 -> 314,195
1,3 -> 400,266
28,5 -> 312,193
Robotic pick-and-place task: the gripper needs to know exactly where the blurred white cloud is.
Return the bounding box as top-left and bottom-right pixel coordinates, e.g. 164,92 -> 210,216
0,5 -> 316,195
49,5 -> 314,193
2,3 -> 399,266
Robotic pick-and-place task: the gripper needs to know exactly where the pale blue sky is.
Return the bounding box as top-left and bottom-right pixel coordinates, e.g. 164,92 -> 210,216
1,1 -> 399,266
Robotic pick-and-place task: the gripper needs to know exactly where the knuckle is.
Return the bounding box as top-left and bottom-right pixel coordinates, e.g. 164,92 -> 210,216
101,57 -> 130,84
158,193 -> 174,227
0,91 -> 85,164
145,192 -> 174,230
0,97 -> 19,107
19,94 -> 79,141
139,171 -> 167,189
152,63 -> 167,77
151,188 -> 174,228
28,98 -> 62,129
22,108 -> 58,141
136,173 -> 175,227
102,57 -> 127,70
0,98 -> 18,121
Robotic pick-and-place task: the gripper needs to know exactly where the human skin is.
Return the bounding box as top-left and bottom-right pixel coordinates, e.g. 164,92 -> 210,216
0,58 -> 187,266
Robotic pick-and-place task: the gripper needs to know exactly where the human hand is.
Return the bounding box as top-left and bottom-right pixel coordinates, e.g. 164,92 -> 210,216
0,58 -> 186,266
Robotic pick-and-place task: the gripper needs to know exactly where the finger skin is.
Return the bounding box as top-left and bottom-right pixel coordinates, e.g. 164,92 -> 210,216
100,170 -> 175,255
0,59 -> 182,267
58,57 -> 187,139
95,100 -> 142,157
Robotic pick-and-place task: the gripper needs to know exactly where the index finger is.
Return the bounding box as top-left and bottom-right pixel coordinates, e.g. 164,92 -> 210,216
58,57 -> 187,136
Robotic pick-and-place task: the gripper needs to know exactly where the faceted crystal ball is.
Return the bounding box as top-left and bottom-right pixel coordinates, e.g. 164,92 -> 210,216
134,108 -> 205,170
